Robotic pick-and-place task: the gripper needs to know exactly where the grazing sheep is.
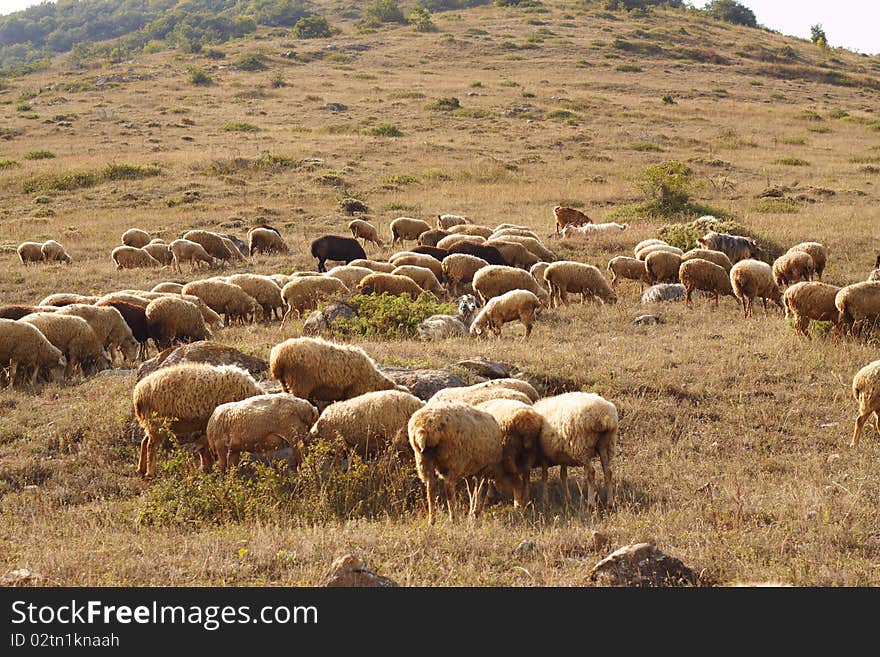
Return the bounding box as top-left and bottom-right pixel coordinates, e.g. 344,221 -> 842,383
529,261 -> 551,293
561,222 -> 628,238
442,254 -> 489,296
633,239 -> 668,256
390,217 -> 433,246
783,281 -> 840,337
554,206 -> 592,234
436,234 -> 486,250
206,393 -> 318,473
17,241 -> 44,265
151,282 -> 185,294
679,258 -> 736,307
0,305 -> 58,320
95,291 -> 150,308
145,297 -> 212,350
356,273 -> 425,300
176,294 -> 224,331
95,300 -> 150,360
729,259 -> 784,318
389,252 -> 443,280
122,228 -> 151,248
533,392 -> 618,510
218,235 -> 246,262
409,245 -> 448,261
850,360 -> 880,448
432,378 -> 540,404
493,223 -> 533,232
310,235 -> 367,272
280,276 -> 349,323
607,256 -> 649,289
437,214 -> 470,230
772,251 -> 815,288
635,243 -> 685,261
490,234 -> 555,262
391,265 -> 445,297
142,242 -> 173,266
645,250 -> 682,285
325,265 -> 374,290
418,229 -> 450,247
269,337 -> 399,403
133,362 -> 263,478
18,313 -> 110,376
488,240 -> 540,270
169,238 -> 216,273
38,293 -> 98,307
697,230 -> 762,264
222,234 -> 249,258
348,259 -> 396,273
641,283 -> 686,304
491,227 -> 541,241
446,224 -> 494,238
226,273 -> 284,321
348,219 -> 384,248
182,229 -> 236,262
834,281 -> 880,338
470,289 -> 542,338
308,389 -> 425,458
55,304 -> 139,364
181,279 -> 263,325
111,245 -> 162,270
40,240 -> 72,264
787,242 -> 827,280
248,226 -> 289,255
544,261 -> 617,307
417,294 -> 481,340
0,319 -> 67,387
680,248 -> 733,272
472,265 -> 548,306
408,401 -> 505,524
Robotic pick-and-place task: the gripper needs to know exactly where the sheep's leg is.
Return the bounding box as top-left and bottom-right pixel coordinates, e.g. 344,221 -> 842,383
685,288 -> 693,308
145,435 -> 162,479
216,448 -> 228,475
228,452 -> 241,470
584,462 -> 598,512
796,316 -> 810,338
851,409 -> 872,448
424,472 -> 438,525
444,479 -> 457,522
137,435 -> 150,476
541,465 -> 549,506
598,443 -> 614,507
560,465 -> 571,507
873,412 -> 880,437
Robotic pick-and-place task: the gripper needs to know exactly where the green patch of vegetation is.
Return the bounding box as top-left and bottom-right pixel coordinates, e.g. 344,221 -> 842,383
716,129 -> 758,149
427,96 -> 461,111
798,110 -> 824,121
615,64 -> 642,72
629,141 -> 664,152
662,94 -> 676,105
0,158 -> 20,169
293,15 -> 332,39
222,122 -> 260,132
861,165 -> 880,175
203,48 -> 225,59
186,66 -> 213,86
547,109 -> 579,122
500,80 -> 520,87
807,125 -> 832,133
21,162 -> 160,194
751,198 -> 801,214
18,113 -> 39,119
421,168 -> 451,181
383,174 -> 419,185
236,53 -> 269,71
780,137 -> 806,145
334,293 -> 455,339
658,217 -> 781,263
364,123 -> 403,137
362,0 -> 408,27
388,91 -> 426,99
164,190 -> 201,207
774,157 -> 810,166
103,163 -> 161,181
15,103 -> 31,112
826,108 -> 848,119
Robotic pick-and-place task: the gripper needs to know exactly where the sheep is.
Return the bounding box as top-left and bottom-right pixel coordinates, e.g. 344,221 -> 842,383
493,223 -> 533,232
678,258 -> 736,307
347,219 -> 384,249
0,305 -> 59,320
635,243 -> 685,261
490,227 -> 541,241
311,235 -> 367,272
182,229 -> 236,262
431,378 -> 540,404
697,230 -> 762,264
17,241 -> 44,265
437,214 -> 470,230
308,390 -> 425,458
446,223 -> 494,238
533,392 -> 618,510
54,304 -> 139,364
348,259 -> 396,273
553,206 -> 592,234
94,300 -> 150,359
133,362 -> 264,479
111,245 -> 162,270
418,229 -> 450,247
472,265 -> 548,307
18,313 -> 110,376
181,279 -> 263,325
122,228 -> 151,248
226,273 -> 284,321
469,289 -> 542,338
391,265 -> 445,297
475,398 -> 544,507
356,273 -> 425,300
834,281 -> 880,338
729,259 -> 784,318
407,401 -> 505,524
529,261 -> 551,293
783,281 -> 841,337
40,240 -> 72,264
247,226 -> 289,255
170,238 -> 216,273
325,265 -> 374,290
389,252 -> 443,280
142,242 -> 173,266
487,240 -> 540,270
436,234 -> 486,250
561,222 -> 627,238
176,294 -> 224,331
268,274 -> 292,288
869,269 -> 880,282
145,297 -> 212,350
607,256 -> 649,289
222,234 -> 249,259
445,241 -> 510,267
641,283 -> 686,304
0,319 -> 67,387
644,250 -> 682,285
680,248 -> 732,272
151,282 -> 185,294
850,360 -> 880,448
38,293 -> 98,307
417,294 -> 481,340
773,251 -> 815,288
633,238 -> 668,256
543,261 -> 617,307
95,291 -> 150,309
269,337 -> 399,403
206,393 -> 318,474
390,217 -> 433,247
279,276 -> 349,324
442,253 -> 489,296
786,242 -> 827,280
489,234 -> 555,262
410,245 -> 449,261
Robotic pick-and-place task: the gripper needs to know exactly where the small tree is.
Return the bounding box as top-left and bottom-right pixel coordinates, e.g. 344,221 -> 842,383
636,161 -> 698,215
704,0 -> 757,28
293,15 -> 332,39
363,0 -> 407,26
408,2 -> 437,32
810,24 -> 828,48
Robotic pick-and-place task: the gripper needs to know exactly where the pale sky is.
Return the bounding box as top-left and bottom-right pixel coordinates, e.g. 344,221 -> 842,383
0,0 -> 877,54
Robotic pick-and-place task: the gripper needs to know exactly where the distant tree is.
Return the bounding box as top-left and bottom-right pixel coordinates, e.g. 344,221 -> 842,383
604,0 -> 683,10
408,2 -> 437,32
703,0 -> 757,28
363,0 -> 407,26
810,24 -> 828,48
292,15 -> 331,39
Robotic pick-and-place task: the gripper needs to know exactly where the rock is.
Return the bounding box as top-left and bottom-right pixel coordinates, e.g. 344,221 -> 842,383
455,357 -> 514,379
0,568 -> 49,587
320,103 -> 348,112
302,302 -> 358,336
378,366 -> 466,401
339,197 -> 369,214
590,542 -> 697,587
137,342 -> 269,382
633,314 -> 663,326
513,539 -> 538,559
321,554 -> 399,587
641,284 -> 686,304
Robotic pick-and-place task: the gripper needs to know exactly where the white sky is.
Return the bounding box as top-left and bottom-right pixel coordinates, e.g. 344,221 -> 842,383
0,0 -> 877,55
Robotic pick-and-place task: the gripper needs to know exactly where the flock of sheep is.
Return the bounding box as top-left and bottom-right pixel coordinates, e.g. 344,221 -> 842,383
6,205 -> 880,521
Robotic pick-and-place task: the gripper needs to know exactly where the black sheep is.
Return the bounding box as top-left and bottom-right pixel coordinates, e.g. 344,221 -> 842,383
310,235 -> 366,272
446,242 -> 510,267
410,245 -> 449,261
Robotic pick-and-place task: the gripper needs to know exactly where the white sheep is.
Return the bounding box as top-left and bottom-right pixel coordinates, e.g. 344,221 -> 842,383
348,259 -> 396,273
280,276 -> 349,324
248,226 -> 289,255
544,261 -> 617,307
641,283 -> 686,304
169,238 -> 216,273
436,234 -> 486,250
783,281 -> 840,337
773,250 -> 815,288
607,256 -> 649,289
533,392 -> 618,510
17,242 -> 44,265
54,304 -> 139,364
389,252 -> 443,280
429,379 -> 537,407
470,289 -> 542,338
181,279 -> 263,325
834,281 -> 880,338
561,222 -> 627,239
633,239 -> 669,257
635,243 -> 684,261
446,224 -> 494,238
490,234 -> 555,262
472,264 -> 548,306
851,360 -> 880,448
182,229 -> 237,262
356,273 -> 425,300
151,282 -> 185,294
145,296 -> 212,350
325,265 -> 374,290
18,313 -> 110,376
390,217 -> 433,246
0,319 -> 67,387
391,265 -> 445,297
111,245 -> 162,270
679,258 -> 736,307
529,262 -> 551,292
680,248 -> 733,272
787,241 -> 827,280
226,273 -> 284,321
441,254 -> 488,296
122,228 -> 151,248
142,242 -> 173,266
40,240 -> 72,264
39,293 -> 99,307
437,214 -> 470,230
348,219 -> 384,248
487,240 -> 540,270
729,259 -> 783,318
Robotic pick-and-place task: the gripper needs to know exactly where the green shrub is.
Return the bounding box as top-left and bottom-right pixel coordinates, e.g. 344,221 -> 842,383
751,198 -> 801,213
615,64 -> 642,72
222,122 -> 261,132
236,53 -> 269,71
293,15 -> 332,39
702,0 -> 757,27
103,163 -> 161,180
384,174 -> 419,185
657,217 -> 782,263
20,162 -> 160,193
333,293 -> 455,339
363,0 -> 407,26
203,48 -> 226,59
15,103 -> 31,112
774,157 -> 810,166
186,66 -> 212,85
427,96 -> 461,111
629,141 -> 664,152
24,150 -> 55,160
637,160 -> 696,213
0,158 -> 19,169
365,123 -> 402,137
409,2 -> 437,32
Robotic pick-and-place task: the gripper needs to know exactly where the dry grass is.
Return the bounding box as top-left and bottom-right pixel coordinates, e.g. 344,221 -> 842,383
1,1 -> 880,586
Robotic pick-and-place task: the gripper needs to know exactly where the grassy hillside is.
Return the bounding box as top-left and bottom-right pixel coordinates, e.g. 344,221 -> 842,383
1,0 -> 879,586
